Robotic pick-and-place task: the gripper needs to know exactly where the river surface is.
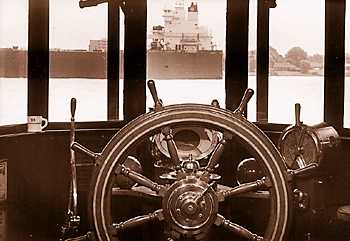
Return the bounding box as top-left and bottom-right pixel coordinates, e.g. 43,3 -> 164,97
0,76 -> 349,127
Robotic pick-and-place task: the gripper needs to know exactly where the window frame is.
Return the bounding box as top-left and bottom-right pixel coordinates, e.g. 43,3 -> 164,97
28,0 -> 124,123
12,0 -> 347,136
254,0 -> 347,136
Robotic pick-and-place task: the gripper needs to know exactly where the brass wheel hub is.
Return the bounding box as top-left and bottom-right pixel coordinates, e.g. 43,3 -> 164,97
163,176 -> 218,237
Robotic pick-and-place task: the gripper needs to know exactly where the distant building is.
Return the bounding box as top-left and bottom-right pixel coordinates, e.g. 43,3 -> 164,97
89,39 -> 107,52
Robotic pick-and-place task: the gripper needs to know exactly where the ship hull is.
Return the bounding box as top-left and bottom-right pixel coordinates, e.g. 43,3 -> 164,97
0,49 -> 223,79
147,50 -> 223,79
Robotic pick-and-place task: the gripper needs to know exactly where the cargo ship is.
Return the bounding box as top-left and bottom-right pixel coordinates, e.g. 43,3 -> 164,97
0,1 -> 223,79
147,1 -> 223,79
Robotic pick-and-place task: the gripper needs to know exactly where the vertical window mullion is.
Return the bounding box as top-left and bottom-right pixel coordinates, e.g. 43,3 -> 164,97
256,0 -> 271,123
28,0 -> 49,118
324,0 -> 345,130
123,0 -> 147,121
225,0 -> 249,112
107,1 -> 120,120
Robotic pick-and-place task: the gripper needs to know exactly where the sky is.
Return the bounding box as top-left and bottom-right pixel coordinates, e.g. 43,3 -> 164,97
0,0 -> 348,56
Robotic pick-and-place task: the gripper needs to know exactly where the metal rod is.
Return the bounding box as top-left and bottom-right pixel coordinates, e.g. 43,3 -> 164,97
69,98 -> 79,216
61,98 -> 81,238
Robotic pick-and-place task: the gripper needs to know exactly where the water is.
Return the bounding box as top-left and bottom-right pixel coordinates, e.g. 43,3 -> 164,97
0,76 -> 349,127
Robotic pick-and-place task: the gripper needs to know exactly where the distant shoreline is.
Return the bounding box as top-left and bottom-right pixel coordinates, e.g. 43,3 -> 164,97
3,48 -> 347,79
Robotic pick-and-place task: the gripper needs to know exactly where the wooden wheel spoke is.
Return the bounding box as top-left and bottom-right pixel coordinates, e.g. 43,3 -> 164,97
116,165 -> 165,194
161,127 -> 181,167
111,209 -> 164,235
204,132 -> 232,173
215,214 -> 264,241
217,177 -> 270,201
112,186 -> 162,203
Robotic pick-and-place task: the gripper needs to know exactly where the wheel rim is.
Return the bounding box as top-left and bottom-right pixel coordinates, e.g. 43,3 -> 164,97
91,104 -> 292,241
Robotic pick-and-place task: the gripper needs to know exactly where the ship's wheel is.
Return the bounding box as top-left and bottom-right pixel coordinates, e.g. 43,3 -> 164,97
89,81 -> 292,241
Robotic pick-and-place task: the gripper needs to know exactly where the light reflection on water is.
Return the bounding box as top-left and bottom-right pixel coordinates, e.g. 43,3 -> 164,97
0,77 -> 348,127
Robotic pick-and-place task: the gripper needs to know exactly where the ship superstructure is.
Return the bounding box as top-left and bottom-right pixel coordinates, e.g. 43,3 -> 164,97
150,1 -> 216,52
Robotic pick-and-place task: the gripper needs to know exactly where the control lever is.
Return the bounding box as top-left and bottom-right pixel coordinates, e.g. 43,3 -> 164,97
211,99 -> 220,108
69,98 -> 79,217
71,98 -> 77,120
234,88 -> 254,115
293,103 -> 307,168
295,103 -> 302,126
147,80 -> 163,111
61,98 -> 80,239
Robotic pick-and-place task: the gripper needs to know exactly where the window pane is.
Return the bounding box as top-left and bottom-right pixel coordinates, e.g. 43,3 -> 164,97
146,0 -> 226,108
268,0 -> 324,124
344,0 -> 350,128
49,1 -> 108,122
0,0 -> 28,125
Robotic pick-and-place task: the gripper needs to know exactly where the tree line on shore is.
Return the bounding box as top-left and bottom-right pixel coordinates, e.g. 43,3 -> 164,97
249,46 -> 324,74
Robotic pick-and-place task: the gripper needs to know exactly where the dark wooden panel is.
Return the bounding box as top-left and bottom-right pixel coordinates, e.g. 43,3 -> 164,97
256,0 -> 270,123
0,129 -> 117,236
123,0 -> 147,121
324,0 -> 345,131
108,1 -> 120,120
225,0 -> 249,112
27,0 -> 49,118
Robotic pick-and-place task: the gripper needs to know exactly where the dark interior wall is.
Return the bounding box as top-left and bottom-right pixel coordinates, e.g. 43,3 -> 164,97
0,129 -> 117,237
1,127 -> 350,223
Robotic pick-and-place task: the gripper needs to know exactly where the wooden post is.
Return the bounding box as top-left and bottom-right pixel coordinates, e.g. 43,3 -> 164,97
256,0 -> 270,123
324,0 -> 345,130
225,0 -> 250,114
28,0 -> 49,118
108,1 -> 120,120
123,0 -> 147,121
